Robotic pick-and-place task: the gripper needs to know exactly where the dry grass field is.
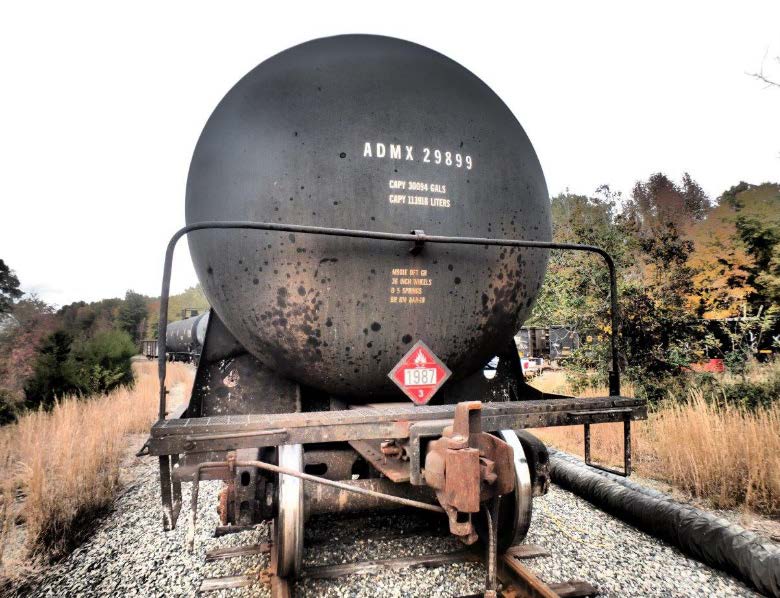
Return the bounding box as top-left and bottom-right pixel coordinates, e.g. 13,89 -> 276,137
0,361 -> 193,584
531,370 -> 780,517
1,357 -> 777,588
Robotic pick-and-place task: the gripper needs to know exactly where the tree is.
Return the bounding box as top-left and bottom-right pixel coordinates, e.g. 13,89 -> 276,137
529,187 -> 636,330
736,215 -> 780,308
0,297 -> 57,404
681,173 -> 711,221
533,176 -> 712,401
686,200 -> 754,318
23,330 -> 78,410
117,290 -> 148,343
0,259 -> 23,314
626,172 -> 710,232
718,182 -> 780,310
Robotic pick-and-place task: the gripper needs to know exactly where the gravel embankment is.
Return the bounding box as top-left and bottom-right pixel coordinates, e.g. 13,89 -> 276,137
23,451 -> 763,598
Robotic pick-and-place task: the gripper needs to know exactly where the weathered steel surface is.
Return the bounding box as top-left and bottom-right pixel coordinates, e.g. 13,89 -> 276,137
547,580 -> 599,598
423,402 -> 515,544
304,478 -> 436,515
155,397 -> 645,435
185,34 -> 551,400
515,431 -> 550,498
303,448 -> 359,481
505,544 -> 550,560
270,574 -> 291,598
149,397 -> 646,456
498,553 -> 559,598
187,311 -> 301,419
348,439 -> 410,482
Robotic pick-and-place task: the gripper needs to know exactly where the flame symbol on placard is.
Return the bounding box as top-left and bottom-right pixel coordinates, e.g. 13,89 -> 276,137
413,349 -> 426,367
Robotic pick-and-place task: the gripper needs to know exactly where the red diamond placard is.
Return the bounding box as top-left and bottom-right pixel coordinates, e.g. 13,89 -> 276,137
388,340 -> 452,405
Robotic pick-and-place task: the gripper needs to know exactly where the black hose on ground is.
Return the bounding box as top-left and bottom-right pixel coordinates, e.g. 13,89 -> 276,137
548,448 -> 780,597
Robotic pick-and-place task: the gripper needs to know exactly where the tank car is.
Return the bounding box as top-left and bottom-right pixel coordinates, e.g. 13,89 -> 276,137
164,311 -> 209,362
145,35 -> 646,591
141,312 -> 210,362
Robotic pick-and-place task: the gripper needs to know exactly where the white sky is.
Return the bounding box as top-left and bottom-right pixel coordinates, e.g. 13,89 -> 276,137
1,1 -> 779,306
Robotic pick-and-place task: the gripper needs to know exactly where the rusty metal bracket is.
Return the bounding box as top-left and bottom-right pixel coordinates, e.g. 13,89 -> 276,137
407,419 -> 450,485
423,402 -> 515,545
409,229 -> 427,255
583,415 -> 632,477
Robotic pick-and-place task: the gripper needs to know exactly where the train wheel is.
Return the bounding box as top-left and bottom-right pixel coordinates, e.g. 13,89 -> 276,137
273,444 -> 304,578
476,430 -> 533,552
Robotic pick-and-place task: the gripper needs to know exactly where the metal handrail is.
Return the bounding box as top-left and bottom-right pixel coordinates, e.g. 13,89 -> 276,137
157,222 -> 621,420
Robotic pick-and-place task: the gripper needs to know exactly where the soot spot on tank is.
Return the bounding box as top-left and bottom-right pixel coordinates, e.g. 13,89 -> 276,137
448,264 -> 454,271
402,334 -> 413,344
297,286 -> 306,296
371,322 -> 381,332
362,328 -> 368,335
325,317 -> 333,327
277,288 -> 288,308
253,278 -> 259,285
339,152 -> 346,158
454,277 -> 461,284
207,266 -> 213,275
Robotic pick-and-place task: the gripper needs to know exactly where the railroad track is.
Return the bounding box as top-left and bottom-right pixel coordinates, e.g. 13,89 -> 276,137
26,457 -> 760,597
197,529 -> 598,598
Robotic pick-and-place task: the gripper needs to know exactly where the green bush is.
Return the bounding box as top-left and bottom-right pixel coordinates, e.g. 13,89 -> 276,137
23,329 -> 135,411
694,363 -> 780,410
71,329 -> 136,394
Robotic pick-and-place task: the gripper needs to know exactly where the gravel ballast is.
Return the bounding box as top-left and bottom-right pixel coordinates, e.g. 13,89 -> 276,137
23,452 -> 762,597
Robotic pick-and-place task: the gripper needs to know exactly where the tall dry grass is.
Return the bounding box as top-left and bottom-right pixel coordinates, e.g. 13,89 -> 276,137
531,370 -> 780,517
0,361 -> 194,577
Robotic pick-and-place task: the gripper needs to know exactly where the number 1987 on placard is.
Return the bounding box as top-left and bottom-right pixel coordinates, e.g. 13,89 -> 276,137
404,368 -> 437,386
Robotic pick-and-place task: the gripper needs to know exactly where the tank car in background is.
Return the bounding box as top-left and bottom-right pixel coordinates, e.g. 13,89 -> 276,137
165,311 -> 209,362
145,35 -> 646,590
140,311 -> 210,363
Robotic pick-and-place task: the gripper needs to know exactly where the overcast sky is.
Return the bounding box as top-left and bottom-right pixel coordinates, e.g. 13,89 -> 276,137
1,1 -> 778,306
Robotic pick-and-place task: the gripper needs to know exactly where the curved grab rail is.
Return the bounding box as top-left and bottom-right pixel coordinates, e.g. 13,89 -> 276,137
157,222 -> 621,420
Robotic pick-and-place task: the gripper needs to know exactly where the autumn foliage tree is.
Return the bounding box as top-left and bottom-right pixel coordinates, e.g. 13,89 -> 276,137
0,259 -> 22,315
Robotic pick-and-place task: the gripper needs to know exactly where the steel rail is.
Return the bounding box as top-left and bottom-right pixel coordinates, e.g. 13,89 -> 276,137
157,221 -> 621,420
